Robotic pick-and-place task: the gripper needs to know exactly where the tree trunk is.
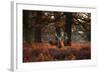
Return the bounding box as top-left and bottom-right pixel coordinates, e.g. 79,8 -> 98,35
23,10 -> 32,43
34,28 -> 42,42
64,12 -> 73,46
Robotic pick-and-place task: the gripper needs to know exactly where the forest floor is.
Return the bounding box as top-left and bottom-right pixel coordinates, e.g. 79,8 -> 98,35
23,42 -> 91,62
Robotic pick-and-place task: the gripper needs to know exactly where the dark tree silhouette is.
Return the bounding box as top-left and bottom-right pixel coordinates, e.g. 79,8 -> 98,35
64,12 -> 73,46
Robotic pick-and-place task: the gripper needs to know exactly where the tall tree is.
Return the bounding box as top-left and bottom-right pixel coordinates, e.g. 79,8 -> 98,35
64,12 -> 73,45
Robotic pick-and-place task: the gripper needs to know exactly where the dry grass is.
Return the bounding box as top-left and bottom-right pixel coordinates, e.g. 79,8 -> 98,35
23,42 -> 91,62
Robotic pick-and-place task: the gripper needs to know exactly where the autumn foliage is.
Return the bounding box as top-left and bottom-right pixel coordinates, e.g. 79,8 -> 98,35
23,42 -> 90,62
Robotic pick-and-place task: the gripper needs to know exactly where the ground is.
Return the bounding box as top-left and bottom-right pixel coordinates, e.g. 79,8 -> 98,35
23,42 -> 91,62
